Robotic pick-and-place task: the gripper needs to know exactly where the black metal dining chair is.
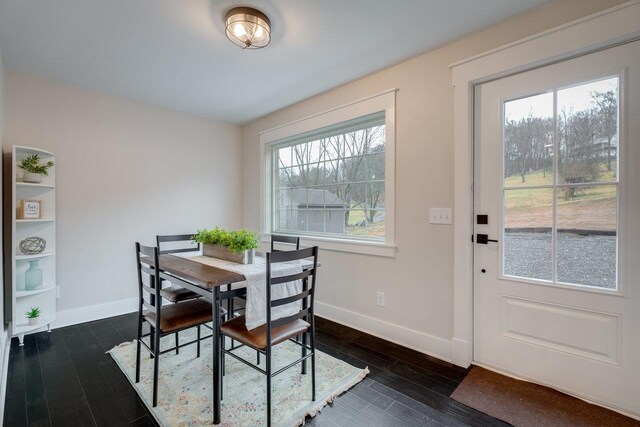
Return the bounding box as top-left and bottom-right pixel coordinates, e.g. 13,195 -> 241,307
219,246 -> 319,426
135,243 -> 220,407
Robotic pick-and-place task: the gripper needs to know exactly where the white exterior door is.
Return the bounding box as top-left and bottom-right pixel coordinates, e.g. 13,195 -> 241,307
473,41 -> 640,417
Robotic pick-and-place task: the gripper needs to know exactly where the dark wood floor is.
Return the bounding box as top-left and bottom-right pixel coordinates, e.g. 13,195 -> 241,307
3,313 -> 509,427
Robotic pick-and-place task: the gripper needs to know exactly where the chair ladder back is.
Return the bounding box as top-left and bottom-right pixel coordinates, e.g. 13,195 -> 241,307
270,234 -> 300,252
265,246 -> 318,346
156,233 -> 201,255
136,242 -> 163,325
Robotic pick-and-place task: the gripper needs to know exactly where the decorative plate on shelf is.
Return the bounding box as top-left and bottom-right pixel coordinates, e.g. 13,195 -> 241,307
19,237 -> 46,255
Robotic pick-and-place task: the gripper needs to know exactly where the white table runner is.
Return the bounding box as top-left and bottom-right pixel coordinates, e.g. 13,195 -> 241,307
187,255 -> 305,330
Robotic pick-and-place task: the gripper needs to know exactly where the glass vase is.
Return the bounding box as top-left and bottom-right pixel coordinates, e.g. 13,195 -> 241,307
25,260 -> 43,290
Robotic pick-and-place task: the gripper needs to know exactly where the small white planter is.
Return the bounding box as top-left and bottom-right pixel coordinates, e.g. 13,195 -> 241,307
203,244 -> 254,264
28,317 -> 39,326
23,172 -> 43,183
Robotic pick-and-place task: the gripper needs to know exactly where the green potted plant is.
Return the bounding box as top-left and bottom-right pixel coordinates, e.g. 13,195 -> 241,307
18,154 -> 55,183
193,227 -> 260,264
26,307 -> 41,326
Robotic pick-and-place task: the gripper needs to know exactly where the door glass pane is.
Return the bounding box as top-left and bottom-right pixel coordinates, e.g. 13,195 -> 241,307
503,188 -> 553,281
556,185 -> 617,288
504,93 -> 554,187
558,77 -> 618,185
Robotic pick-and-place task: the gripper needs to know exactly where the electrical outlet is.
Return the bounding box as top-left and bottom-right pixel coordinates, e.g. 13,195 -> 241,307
429,208 -> 453,225
56,285 -> 61,299
376,291 -> 385,307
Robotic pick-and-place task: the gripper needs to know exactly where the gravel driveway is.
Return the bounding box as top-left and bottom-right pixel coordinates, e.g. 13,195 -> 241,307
503,231 -> 617,289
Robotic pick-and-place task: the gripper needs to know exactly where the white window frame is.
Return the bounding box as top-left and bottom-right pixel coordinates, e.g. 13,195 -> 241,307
260,89 -> 397,257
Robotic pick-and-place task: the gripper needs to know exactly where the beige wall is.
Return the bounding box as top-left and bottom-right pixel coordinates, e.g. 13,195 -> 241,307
0,41 -> 6,385
4,72 -> 242,320
241,0 -> 627,360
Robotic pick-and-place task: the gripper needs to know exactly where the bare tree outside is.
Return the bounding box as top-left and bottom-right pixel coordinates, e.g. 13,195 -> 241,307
557,107 -> 601,199
591,89 -> 617,175
504,114 -> 553,183
276,123 -> 386,238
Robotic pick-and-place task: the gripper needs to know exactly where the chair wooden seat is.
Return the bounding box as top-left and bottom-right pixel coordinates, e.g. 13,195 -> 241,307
160,287 -> 200,303
145,299 -> 220,333
221,315 -> 309,350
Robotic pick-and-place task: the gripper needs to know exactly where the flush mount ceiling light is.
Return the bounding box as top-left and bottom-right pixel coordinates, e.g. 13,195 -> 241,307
225,7 -> 271,49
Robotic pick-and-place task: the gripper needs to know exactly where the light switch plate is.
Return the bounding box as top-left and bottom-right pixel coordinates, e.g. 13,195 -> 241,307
429,208 -> 453,224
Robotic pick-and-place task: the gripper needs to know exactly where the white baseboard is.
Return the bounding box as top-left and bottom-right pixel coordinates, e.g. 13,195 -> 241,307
315,301 -> 452,362
54,297 -> 138,329
0,330 -> 10,426
51,298 -> 454,363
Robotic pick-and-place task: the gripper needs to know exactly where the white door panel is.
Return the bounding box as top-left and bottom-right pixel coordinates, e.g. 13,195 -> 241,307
474,41 -> 640,416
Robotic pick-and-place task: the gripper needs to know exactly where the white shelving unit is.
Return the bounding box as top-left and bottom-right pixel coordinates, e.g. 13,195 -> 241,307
15,252 -> 56,261
3,146 -> 57,345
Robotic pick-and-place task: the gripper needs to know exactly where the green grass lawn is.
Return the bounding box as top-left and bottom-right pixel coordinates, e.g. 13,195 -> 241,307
505,163 -> 616,187
345,208 -> 385,237
505,163 -> 616,211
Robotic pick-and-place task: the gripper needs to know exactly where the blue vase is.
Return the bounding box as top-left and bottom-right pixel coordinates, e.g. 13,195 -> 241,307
25,260 -> 43,290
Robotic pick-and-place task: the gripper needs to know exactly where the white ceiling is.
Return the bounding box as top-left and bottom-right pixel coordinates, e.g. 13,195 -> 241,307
0,0 -> 550,124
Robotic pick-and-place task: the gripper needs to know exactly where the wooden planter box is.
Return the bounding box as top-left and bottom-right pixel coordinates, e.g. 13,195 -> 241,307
203,244 -> 254,264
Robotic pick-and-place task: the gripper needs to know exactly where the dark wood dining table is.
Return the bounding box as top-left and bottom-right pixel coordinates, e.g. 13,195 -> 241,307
143,254 -> 247,425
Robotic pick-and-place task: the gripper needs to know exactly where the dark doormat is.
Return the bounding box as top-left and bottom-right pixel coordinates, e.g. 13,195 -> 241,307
451,366 -> 639,427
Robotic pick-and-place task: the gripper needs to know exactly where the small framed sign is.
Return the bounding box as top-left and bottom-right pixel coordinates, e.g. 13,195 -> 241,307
19,200 -> 42,219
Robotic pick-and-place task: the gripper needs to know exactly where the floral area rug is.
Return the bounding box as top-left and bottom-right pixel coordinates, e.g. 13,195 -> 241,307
108,328 -> 368,426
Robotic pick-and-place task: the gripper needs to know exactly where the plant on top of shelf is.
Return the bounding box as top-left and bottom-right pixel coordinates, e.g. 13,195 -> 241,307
26,307 -> 41,325
193,227 -> 260,264
19,154 -> 55,183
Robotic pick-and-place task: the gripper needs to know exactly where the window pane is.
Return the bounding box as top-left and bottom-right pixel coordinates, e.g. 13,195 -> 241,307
323,209 -> 344,234
556,185 -> 617,288
290,188 -> 309,207
322,160 -> 342,185
276,209 -> 294,231
284,209 -> 307,232
306,209 -> 324,232
323,184 -> 345,207
342,156 -> 367,183
365,182 -> 385,210
324,135 -> 343,161
503,93 -> 554,187
298,163 -> 324,187
278,166 -> 301,188
503,188 -> 553,281
278,146 -> 292,169
366,152 -> 385,181
291,139 -> 324,167
276,189 -> 291,209
273,117 -> 385,241
346,208 -> 366,235
558,77 -> 618,185
347,182 -> 367,208
368,125 -> 386,152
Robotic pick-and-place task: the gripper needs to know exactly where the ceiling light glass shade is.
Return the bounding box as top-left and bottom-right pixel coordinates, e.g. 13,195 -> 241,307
225,7 -> 271,49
